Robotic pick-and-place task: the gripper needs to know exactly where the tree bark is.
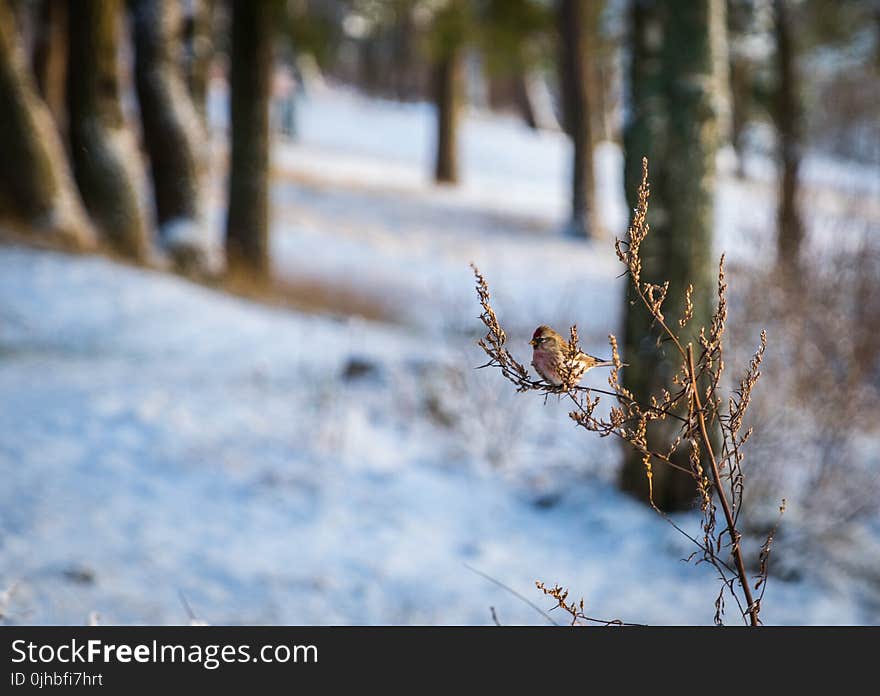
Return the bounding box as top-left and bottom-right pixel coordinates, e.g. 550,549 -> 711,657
729,55 -> 751,178
620,0 -> 725,511
588,43 -> 609,145
391,2 -> 420,101
432,0 -> 465,185
557,0 -> 598,239
131,0 -> 210,270
225,0 -> 272,280
513,64 -> 540,131
66,0 -> 150,259
31,0 -> 67,134
182,0 -> 214,125
727,0 -> 752,178
0,0 -> 93,248
433,48 -> 461,184
772,0 -> 803,265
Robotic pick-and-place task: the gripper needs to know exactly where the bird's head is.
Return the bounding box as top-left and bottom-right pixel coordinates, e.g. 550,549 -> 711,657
529,325 -> 562,349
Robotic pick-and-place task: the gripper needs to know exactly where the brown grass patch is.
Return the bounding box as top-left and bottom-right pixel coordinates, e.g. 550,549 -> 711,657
220,269 -> 396,323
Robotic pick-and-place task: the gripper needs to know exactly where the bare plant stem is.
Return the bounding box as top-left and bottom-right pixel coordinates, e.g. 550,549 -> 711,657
471,158 -> 778,625
686,344 -> 758,625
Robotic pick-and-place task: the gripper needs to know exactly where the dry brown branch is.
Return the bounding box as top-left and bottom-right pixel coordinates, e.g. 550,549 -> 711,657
534,582 -> 644,626
471,158 -> 783,626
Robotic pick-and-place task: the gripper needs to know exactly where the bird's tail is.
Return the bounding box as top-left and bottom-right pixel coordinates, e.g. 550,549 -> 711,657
595,360 -> 627,368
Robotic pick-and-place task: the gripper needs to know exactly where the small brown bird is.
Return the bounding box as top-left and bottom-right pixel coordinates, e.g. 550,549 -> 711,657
529,325 -> 617,387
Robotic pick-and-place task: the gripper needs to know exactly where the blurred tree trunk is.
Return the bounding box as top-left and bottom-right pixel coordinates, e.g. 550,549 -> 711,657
876,5 -> 880,71
486,70 -> 511,110
620,0 -> 725,511
513,63 -> 539,130
182,0 -> 214,125
67,0 -> 151,259
621,2 -> 671,511
486,61 -> 539,130
30,0 -> 67,134
772,0 -> 803,265
391,2 -> 420,101
727,0 -> 756,179
0,0 -> 93,248
359,38 -> 381,96
589,45 -> 610,146
584,2 -> 613,149
432,47 -> 461,184
225,0 -> 272,280
432,0 -> 465,184
729,55 -> 751,178
557,0 -> 599,239
131,0 -> 209,270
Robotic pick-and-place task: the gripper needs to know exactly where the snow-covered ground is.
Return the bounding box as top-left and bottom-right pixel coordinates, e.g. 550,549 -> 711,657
1,246 -> 868,626
1,84 -> 877,625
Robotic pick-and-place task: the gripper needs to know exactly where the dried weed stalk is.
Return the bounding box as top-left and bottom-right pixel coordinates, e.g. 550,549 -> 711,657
472,158 -> 783,626
534,582 -> 645,626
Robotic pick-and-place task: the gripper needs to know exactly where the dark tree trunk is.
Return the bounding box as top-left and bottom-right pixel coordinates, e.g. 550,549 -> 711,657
876,5 -> 880,71
359,38 -> 381,96
391,4 -> 421,101
431,0 -> 465,185
584,2 -> 611,151
589,46 -> 609,145
31,0 -> 67,133
67,0 -> 151,259
131,0 -> 209,270
486,71 -> 514,110
729,55 -> 751,178
225,0 -> 272,280
0,0 -> 93,248
727,0 -> 755,178
486,60 -> 543,131
433,49 -> 461,184
513,64 -> 539,131
773,0 -> 803,265
557,0 -> 598,239
620,0 -> 725,511
182,0 -> 214,125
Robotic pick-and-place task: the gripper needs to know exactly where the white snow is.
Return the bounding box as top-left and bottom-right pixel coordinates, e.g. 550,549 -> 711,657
1,83 -> 877,625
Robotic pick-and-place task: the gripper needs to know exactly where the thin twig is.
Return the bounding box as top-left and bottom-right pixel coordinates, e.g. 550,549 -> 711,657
687,344 -> 758,625
464,563 -> 560,626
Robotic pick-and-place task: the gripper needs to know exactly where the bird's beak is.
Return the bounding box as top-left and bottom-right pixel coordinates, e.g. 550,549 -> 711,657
529,339 -> 537,347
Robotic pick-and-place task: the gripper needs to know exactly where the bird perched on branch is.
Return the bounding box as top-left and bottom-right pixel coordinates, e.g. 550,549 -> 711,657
529,325 -> 618,387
